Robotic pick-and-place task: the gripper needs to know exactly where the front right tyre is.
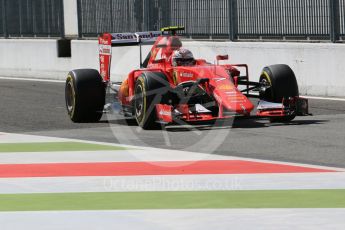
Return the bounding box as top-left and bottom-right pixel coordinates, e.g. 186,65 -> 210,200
259,64 -> 299,122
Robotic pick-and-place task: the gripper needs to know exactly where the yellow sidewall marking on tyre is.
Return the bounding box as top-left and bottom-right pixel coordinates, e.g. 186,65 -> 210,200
66,74 -> 76,118
261,71 -> 272,86
137,76 -> 146,127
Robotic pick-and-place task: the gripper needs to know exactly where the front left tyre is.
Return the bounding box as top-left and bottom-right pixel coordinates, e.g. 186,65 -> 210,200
134,72 -> 170,130
65,69 -> 105,122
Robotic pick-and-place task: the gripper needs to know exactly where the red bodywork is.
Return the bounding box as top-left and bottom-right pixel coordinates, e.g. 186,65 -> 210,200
99,32 -> 305,124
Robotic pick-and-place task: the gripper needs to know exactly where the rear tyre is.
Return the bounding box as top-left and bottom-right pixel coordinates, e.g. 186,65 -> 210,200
65,69 -> 105,122
134,72 -> 170,130
259,64 -> 299,122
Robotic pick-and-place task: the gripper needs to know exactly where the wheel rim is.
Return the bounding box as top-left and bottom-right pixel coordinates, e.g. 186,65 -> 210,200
135,84 -> 144,119
66,81 -> 75,113
260,78 -> 270,87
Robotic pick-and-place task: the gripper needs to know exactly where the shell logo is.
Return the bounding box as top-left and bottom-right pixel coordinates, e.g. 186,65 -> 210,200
218,84 -> 234,91
180,72 -> 194,78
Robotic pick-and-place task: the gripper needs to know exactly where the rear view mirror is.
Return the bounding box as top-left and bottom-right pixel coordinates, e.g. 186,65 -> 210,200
216,55 -> 229,61
153,59 -> 166,64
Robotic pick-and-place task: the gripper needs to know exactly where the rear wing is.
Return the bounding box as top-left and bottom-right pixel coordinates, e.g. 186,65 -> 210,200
112,31 -> 165,46
98,31 -> 165,82
99,31 -> 165,47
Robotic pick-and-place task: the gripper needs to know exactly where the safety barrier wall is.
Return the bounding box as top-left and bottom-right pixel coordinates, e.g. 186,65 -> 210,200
0,39 -> 345,97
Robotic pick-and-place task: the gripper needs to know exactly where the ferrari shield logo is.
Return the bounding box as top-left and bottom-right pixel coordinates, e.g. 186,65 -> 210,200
173,71 -> 178,85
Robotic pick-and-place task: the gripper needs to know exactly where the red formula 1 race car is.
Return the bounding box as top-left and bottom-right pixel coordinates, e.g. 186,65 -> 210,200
65,26 -> 309,129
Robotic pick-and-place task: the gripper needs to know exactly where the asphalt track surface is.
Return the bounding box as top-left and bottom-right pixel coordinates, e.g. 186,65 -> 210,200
1,78 -> 345,168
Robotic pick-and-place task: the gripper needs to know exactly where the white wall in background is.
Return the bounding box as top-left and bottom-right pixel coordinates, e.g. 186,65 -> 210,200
0,39 -> 71,79
0,38 -> 344,97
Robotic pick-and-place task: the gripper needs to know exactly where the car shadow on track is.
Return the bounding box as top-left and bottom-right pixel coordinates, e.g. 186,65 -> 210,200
165,118 -> 328,132
106,118 -> 138,126
267,119 -> 329,127
104,117 -> 328,131
232,118 -> 328,128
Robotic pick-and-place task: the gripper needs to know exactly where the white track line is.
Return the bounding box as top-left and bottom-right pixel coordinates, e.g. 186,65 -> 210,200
1,209 -> 344,230
1,173 -> 345,194
0,150 -> 233,164
0,133 -> 70,143
303,95 -> 345,102
0,76 -> 65,83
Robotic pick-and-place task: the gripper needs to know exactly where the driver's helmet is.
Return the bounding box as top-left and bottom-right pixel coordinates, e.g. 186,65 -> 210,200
172,48 -> 196,67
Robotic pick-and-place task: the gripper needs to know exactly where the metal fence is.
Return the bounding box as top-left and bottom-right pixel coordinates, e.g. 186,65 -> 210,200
78,0 -> 231,38
0,0 -> 64,38
77,0 -> 345,42
340,0 -> 345,35
1,0 -> 344,41
169,0 -> 230,38
237,0 -> 331,39
77,0 -> 144,36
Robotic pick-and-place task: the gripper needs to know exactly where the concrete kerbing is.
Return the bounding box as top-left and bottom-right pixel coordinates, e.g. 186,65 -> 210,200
1,132 -> 345,229
1,132 -> 344,172
1,209 -> 344,230
0,173 -> 345,194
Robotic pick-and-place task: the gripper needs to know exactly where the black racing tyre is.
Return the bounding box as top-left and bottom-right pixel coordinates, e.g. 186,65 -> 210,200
134,72 -> 170,130
65,69 -> 105,122
259,64 -> 299,122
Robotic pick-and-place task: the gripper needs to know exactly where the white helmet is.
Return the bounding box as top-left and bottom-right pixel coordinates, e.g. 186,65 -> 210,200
172,48 -> 196,66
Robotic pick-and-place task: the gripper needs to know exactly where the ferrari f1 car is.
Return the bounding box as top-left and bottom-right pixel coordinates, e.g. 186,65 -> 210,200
65,26 -> 309,129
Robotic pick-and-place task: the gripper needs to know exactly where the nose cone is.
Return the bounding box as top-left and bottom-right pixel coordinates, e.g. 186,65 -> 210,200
215,89 -> 254,115
203,66 -> 254,115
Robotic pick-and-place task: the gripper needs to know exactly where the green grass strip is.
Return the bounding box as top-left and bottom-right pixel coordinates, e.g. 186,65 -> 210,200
0,142 -> 128,152
0,190 -> 345,211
